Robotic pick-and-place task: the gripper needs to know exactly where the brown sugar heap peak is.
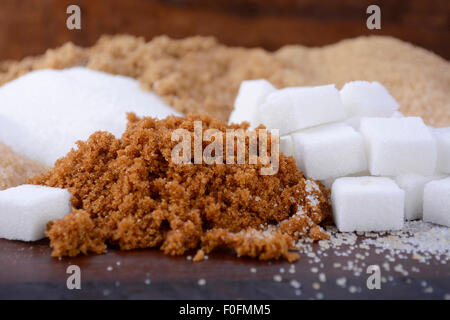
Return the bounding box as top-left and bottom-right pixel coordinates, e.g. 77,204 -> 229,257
30,114 -> 330,261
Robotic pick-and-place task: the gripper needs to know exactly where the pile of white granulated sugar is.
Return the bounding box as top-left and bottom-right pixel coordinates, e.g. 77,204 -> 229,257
287,221 -> 449,298
361,221 -> 450,263
299,221 -> 449,269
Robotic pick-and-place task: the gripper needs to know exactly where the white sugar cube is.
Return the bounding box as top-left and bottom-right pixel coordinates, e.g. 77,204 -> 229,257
340,81 -> 399,117
320,171 -> 370,190
360,117 -> 437,176
319,177 -> 334,190
331,177 -> 404,232
255,85 -> 346,136
345,112 -> 403,131
391,111 -> 404,118
344,117 -> 362,130
228,79 -> 276,128
0,185 -> 72,241
291,123 -> 367,180
395,174 -> 447,220
423,177 -> 450,227
279,135 -> 294,157
0,68 -> 180,165
430,127 -> 450,174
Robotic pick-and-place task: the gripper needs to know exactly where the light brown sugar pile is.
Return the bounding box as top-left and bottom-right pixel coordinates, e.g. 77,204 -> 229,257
0,142 -> 49,190
1,34 -> 449,126
30,114 -> 330,261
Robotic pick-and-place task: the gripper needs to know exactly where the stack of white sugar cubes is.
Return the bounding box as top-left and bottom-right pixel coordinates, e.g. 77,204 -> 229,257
229,79 -> 450,232
0,67 -> 181,242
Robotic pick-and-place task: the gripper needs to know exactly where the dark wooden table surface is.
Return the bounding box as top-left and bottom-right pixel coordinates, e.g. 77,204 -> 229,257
0,236 -> 448,300
0,0 -> 449,61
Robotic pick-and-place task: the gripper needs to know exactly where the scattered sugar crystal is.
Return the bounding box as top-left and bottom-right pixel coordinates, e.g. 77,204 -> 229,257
290,280 -> 301,289
348,286 -> 358,293
424,287 -> 434,294
0,68 -> 180,165
336,277 -> 347,288
228,79 -> 276,128
256,85 -> 346,136
0,185 -> 72,241
395,174 -> 447,220
412,253 -> 423,261
331,177 -> 404,232
319,273 -> 327,283
273,275 -> 282,282
291,123 -> 367,180
362,221 -> 450,260
360,117 -> 437,176
340,81 -> 399,117
423,177 -> 450,227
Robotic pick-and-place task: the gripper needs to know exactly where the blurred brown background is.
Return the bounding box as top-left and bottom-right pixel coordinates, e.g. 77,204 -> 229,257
0,0 -> 449,61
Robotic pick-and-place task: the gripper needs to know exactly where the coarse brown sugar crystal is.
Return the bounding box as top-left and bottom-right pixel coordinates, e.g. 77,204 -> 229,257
30,114 -> 330,261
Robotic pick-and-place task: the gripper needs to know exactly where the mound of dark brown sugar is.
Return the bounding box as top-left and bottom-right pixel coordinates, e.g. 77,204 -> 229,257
30,114 -> 330,261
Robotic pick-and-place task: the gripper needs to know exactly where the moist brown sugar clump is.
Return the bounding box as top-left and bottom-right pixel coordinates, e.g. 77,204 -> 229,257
30,114 -> 330,262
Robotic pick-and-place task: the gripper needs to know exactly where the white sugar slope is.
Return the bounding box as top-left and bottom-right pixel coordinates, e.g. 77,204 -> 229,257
0,67 -> 181,165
